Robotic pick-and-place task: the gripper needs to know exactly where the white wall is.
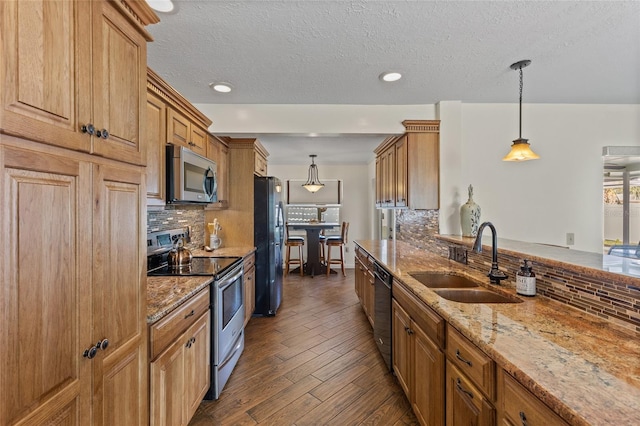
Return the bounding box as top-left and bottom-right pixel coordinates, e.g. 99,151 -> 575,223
439,103 -> 640,252
197,102 -> 640,254
268,163 -> 371,268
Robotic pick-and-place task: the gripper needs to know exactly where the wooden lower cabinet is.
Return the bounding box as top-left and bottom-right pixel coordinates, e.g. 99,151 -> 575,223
151,312 -> 210,426
446,361 -> 495,426
150,285 -> 211,426
243,252 -> 256,327
392,299 -> 445,426
355,249 -> 375,328
497,369 -> 568,426
0,139 -> 147,425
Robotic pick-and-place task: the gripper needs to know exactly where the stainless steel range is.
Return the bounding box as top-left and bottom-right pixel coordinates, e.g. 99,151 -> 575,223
147,228 -> 245,400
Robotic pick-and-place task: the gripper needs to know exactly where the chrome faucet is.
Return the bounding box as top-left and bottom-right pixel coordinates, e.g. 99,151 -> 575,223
473,222 -> 508,285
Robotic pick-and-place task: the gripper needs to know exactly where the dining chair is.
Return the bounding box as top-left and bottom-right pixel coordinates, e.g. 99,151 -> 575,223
325,221 -> 349,276
285,223 -> 305,276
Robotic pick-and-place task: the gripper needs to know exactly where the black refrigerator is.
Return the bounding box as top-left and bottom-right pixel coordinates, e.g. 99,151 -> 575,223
253,176 -> 284,315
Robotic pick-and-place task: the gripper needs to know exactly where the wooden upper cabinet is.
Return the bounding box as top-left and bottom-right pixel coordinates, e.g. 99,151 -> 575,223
0,0 -> 156,166
374,120 -> 440,209
254,148 -> 268,176
395,135 -> 408,207
146,89 -> 167,205
1,0 -> 90,152
167,107 -> 207,157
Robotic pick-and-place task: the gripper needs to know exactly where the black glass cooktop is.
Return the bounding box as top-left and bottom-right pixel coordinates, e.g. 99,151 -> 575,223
148,256 -> 242,277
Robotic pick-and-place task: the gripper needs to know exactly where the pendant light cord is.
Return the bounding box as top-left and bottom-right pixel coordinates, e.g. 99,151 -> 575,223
518,66 -> 523,139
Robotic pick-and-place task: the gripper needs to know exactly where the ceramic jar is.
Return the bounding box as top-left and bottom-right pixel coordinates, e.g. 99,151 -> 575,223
460,185 -> 481,237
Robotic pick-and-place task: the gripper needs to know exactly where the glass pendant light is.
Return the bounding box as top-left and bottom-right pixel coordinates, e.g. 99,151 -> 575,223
503,60 -> 540,162
302,154 -> 324,193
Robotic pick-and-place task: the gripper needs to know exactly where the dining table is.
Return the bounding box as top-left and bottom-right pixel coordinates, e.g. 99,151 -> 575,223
289,222 -> 340,277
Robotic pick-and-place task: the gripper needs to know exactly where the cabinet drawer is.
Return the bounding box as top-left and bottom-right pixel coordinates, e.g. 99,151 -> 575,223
243,252 -> 255,271
393,281 -> 445,348
150,287 -> 210,359
500,370 -> 568,426
446,325 -> 495,400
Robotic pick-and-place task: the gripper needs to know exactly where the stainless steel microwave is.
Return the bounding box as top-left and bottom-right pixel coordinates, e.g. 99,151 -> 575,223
166,145 -> 217,203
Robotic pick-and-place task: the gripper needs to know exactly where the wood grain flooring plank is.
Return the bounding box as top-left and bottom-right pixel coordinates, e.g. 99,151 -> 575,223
360,389 -> 414,425
311,348 -> 368,382
328,381 -> 398,425
260,393 -> 322,426
294,382 -> 367,426
283,349 -> 343,383
247,375 -> 322,422
309,362 -> 371,402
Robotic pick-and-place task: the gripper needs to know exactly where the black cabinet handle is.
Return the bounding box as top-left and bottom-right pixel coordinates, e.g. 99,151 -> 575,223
83,346 -> 98,359
519,411 -> 528,426
96,339 -> 109,351
456,378 -> 474,399
81,123 -> 95,135
96,129 -> 109,139
184,309 -> 195,319
455,349 -> 472,366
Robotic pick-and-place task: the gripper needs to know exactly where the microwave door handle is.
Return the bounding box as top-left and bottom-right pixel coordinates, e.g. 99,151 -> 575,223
203,167 -> 217,201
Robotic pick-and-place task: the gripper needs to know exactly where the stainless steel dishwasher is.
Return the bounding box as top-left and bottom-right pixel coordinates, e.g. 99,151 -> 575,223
373,262 -> 392,371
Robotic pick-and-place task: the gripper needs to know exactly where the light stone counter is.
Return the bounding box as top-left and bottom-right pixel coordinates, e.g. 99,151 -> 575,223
355,239 -> 640,426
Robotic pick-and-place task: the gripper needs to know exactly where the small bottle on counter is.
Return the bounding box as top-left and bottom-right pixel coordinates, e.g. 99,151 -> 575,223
516,259 -> 536,296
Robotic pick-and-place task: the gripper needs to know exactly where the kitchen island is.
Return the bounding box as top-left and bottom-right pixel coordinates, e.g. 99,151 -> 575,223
355,239 -> 640,426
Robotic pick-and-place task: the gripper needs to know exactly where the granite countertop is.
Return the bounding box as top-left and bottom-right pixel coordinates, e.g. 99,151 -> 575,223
146,247 -> 256,324
355,239 -> 640,426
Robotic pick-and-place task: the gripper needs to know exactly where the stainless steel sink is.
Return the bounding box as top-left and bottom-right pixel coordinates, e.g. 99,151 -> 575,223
433,288 -> 522,304
408,272 -> 479,289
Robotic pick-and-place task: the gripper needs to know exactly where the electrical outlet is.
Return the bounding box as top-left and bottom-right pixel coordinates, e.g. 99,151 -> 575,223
566,233 -> 575,245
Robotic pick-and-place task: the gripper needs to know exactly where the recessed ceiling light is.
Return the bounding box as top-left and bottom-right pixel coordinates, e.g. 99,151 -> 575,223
146,0 -> 174,13
379,72 -> 402,82
209,82 -> 232,93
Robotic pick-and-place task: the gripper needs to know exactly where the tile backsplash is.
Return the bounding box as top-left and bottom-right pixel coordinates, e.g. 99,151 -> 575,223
147,205 -> 205,250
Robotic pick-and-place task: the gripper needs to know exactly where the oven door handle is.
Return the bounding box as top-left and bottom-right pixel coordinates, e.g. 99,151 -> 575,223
217,266 -> 243,291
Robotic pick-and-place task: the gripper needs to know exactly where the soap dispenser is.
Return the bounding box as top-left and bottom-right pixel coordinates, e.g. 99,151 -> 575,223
516,259 -> 536,296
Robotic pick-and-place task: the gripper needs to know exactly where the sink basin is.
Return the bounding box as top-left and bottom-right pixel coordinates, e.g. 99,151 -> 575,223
408,272 -> 479,289
433,288 -> 522,304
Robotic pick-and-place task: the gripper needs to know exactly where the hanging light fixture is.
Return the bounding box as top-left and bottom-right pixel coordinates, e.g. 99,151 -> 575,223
302,154 -> 324,193
503,59 -> 540,162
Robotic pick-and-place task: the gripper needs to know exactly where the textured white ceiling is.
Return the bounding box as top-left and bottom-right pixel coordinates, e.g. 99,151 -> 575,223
146,1 -> 640,163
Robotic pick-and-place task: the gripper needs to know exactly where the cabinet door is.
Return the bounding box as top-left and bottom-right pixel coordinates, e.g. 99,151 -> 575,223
375,156 -> 382,206
190,125 -> 207,157
150,335 -> 186,426
395,135 -> 408,207
185,313 -> 211,422
446,362 -> 495,426
146,90 -> 166,204
244,266 -> 256,327
167,107 -> 190,147
413,322 -> 445,426
1,0 -> 91,152
392,300 -> 411,397
407,132 -> 439,209
354,256 -> 365,303
365,268 -> 375,327
90,0 -> 147,165
92,162 -> 147,426
0,143 -> 92,425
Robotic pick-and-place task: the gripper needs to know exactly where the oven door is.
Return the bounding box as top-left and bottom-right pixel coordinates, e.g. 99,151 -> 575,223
215,263 -> 244,364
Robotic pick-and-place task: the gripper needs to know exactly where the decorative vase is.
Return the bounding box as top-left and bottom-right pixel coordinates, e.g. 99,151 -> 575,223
460,185 -> 481,237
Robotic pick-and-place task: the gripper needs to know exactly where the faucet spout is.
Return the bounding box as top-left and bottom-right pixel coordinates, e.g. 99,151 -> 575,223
472,222 -> 508,285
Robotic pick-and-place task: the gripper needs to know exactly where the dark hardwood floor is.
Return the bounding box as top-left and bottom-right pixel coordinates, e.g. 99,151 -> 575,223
189,269 -> 418,425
